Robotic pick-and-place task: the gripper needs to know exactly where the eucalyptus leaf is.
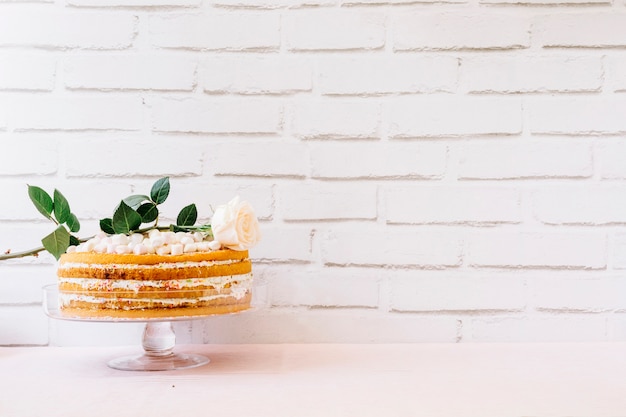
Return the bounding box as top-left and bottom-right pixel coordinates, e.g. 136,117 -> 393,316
53,189 -> 71,224
176,204 -> 197,227
123,194 -> 150,210
137,202 -> 158,223
66,213 -> 80,233
112,201 -> 142,234
28,185 -> 53,220
41,226 -> 70,260
150,177 -> 170,205
100,218 -> 114,234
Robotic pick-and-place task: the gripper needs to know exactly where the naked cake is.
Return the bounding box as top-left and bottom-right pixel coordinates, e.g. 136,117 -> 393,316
56,196 -> 261,319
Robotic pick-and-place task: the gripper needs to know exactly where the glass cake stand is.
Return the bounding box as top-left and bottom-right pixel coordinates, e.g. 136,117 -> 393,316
42,280 -> 267,372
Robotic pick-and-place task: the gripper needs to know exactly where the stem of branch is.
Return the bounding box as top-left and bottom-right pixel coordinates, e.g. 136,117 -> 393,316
0,246 -> 46,260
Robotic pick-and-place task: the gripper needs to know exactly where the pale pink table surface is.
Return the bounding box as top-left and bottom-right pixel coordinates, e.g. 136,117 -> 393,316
1,343 -> 625,417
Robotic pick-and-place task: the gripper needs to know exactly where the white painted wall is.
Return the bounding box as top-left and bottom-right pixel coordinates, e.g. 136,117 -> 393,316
1,0 -> 626,345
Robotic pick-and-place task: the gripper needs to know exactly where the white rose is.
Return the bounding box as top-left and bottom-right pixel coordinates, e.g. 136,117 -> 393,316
210,196 -> 261,251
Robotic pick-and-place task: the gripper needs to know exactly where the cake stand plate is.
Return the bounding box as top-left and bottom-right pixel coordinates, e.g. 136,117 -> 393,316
42,282 -> 267,372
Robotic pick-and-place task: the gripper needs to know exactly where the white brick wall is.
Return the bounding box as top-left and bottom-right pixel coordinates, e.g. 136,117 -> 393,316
2,1 -> 626,346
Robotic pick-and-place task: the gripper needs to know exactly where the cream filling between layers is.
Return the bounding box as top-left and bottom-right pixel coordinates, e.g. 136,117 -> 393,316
58,289 -> 250,309
58,259 -> 241,271
58,273 -> 252,293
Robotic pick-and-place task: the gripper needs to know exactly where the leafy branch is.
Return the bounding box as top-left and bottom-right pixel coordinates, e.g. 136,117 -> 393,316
1,177 -> 211,261
18,186 -> 81,260
98,177 -> 204,235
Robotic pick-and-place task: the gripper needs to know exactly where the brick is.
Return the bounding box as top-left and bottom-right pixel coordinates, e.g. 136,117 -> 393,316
0,105 -> 6,130
199,309 -> 458,342
461,55 -> 601,93
65,135 -> 203,178
469,316 -> 607,342
0,265 -> 56,304
608,315 -> 626,341
252,226 -> 312,262
167,183 -> 274,221
388,97 -> 522,137
533,186 -> 626,225
321,226 -> 462,267
284,9 -> 385,51
200,56 -> 312,94
150,97 -> 281,134
310,142 -> 447,180
390,271 -> 526,312
211,142 -> 308,177
211,0 -> 336,6
535,13 -> 626,48
528,97 -> 626,135
0,11 -> 135,49
466,231 -> 606,269
291,100 -> 380,139
0,54 -> 55,91
607,56 -> 626,92
530,275 -> 626,311
69,0 -> 199,5
597,140 -> 626,179
386,186 -> 522,225
482,0 -> 607,4
279,183 -> 377,221
0,306 -> 49,345
260,265 -> 380,308
319,55 -> 457,95
458,139 -> 592,180
7,96 -> 143,131
149,12 -> 279,51
0,135 -> 58,176
349,0 -> 463,3
1,180 -> 62,221
64,55 -> 196,91
393,12 -> 529,51
611,233 -> 626,270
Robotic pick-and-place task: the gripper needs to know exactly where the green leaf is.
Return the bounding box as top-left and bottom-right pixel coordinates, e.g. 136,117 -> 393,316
69,235 -> 80,247
66,213 -> 80,233
112,201 -> 142,234
176,204 -> 197,227
100,218 -> 114,234
137,202 -> 158,223
28,185 -> 53,220
123,194 -> 150,210
53,189 -> 71,224
150,177 -> 170,205
41,226 -> 70,260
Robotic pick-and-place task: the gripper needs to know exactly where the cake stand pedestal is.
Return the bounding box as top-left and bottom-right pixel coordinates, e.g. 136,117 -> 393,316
42,283 -> 266,372
107,321 -> 209,371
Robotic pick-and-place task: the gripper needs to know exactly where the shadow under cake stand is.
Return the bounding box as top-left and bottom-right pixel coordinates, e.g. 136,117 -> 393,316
42,283 -> 265,372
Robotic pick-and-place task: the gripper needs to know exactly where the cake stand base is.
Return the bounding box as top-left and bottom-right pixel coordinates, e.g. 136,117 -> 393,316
108,352 -> 209,372
107,321 -> 209,371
